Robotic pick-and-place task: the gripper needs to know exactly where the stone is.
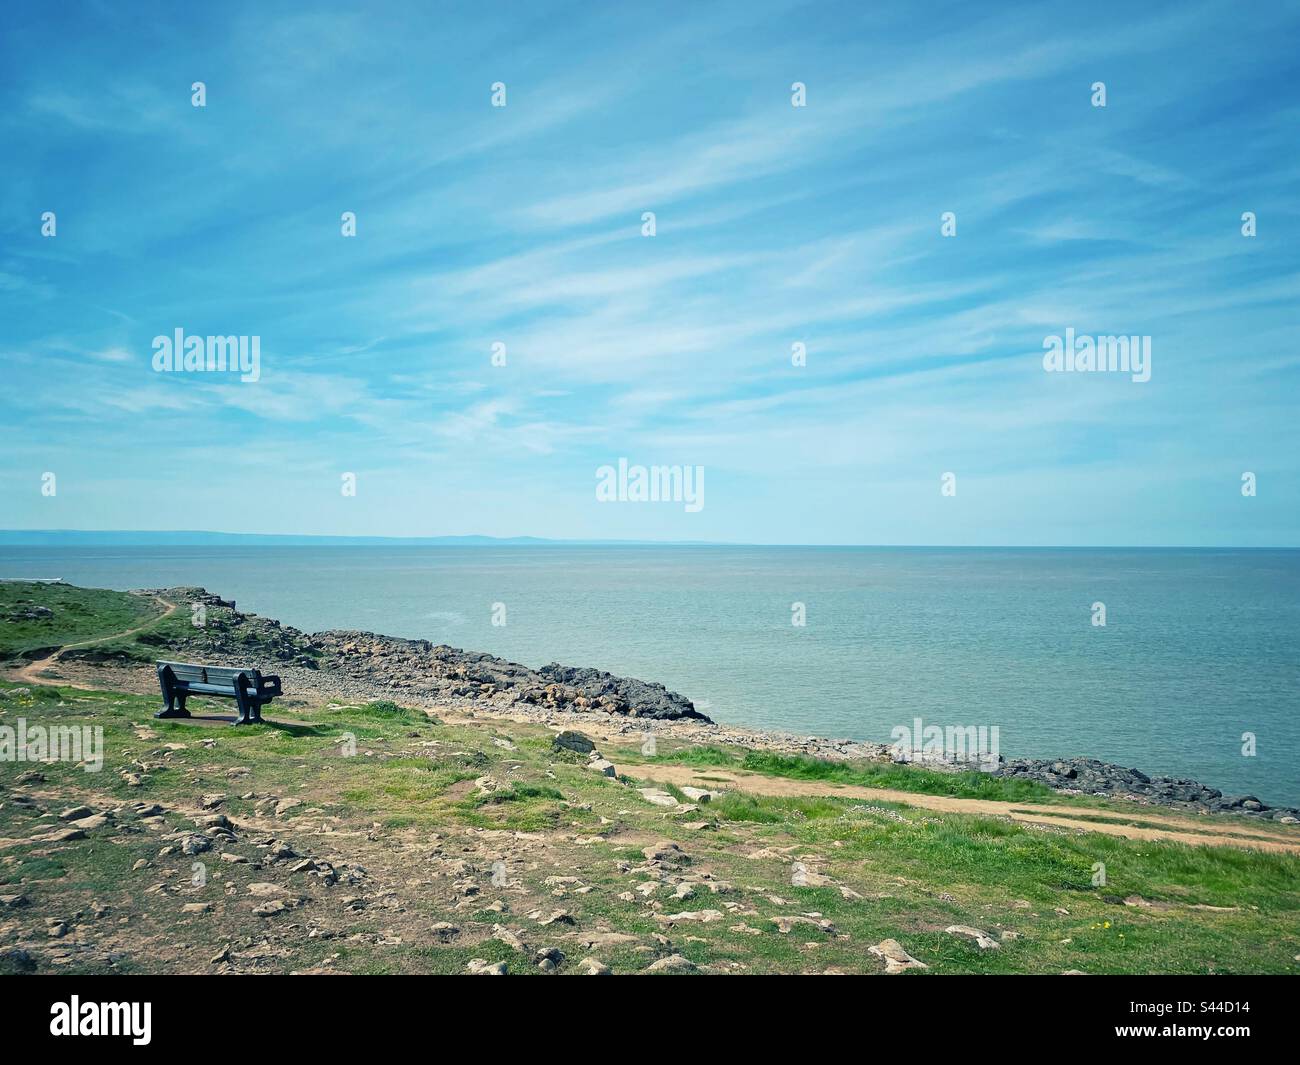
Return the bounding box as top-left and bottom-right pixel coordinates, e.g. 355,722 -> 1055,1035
431,922 -> 460,942
638,788 -> 678,807
868,939 -> 928,974
772,915 -> 835,934
247,882 -> 292,897
180,834 -> 212,856
466,958 -> 508,975
59,805 -> 94,821
552,730 -> 595,755
38,827 -> 86,844
587,758 -> 617,778
680,787 -> 713,803
576,931 -> 639,950
645,954 -> 697,973
654,909 -> 723,924
945,925 -> 1000,950
492,925 -> 527,951
2,948 -> 37,972
642,841 -> 689,865
578,957 -> 611,975
181,902 -> 212,914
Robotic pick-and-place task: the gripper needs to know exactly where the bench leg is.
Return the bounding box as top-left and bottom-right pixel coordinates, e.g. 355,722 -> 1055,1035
156,693 -> 191,720
232,685 -> 256,726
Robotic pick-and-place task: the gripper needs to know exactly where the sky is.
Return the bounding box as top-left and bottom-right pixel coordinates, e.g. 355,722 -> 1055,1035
2,0 -> 1298,545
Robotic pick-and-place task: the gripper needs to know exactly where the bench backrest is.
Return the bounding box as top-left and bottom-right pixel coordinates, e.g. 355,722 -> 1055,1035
159,661 -> 258,686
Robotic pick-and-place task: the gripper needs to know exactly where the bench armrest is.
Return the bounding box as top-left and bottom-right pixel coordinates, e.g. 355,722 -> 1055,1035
258,675 -> 282,696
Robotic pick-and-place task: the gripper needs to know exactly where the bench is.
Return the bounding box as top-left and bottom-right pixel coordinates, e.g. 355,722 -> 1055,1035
155,660 -> 282,726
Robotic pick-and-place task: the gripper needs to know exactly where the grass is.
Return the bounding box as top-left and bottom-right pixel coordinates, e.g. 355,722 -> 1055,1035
631,744 -> 1059,803
4,677 -> 1297,975
0,582 -> 161,661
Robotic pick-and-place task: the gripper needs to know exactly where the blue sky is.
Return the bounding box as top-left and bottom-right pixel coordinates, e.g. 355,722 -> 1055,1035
2,0 -> 1298,545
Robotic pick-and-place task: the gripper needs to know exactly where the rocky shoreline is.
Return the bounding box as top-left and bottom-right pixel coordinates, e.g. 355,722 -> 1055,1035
56,587 -> 1300,824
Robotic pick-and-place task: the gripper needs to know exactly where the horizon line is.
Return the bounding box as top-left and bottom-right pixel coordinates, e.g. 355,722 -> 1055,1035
1,529 -> 1298,550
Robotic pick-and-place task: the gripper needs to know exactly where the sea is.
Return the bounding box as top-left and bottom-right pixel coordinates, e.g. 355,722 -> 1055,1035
2,545 -> 1296,805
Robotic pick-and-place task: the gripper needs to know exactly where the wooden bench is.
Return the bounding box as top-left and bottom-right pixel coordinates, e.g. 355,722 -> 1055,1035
155,660 -> 282,726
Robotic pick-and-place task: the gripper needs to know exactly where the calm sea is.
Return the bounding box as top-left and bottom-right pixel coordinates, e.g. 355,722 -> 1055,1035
3,546 -> 1297,804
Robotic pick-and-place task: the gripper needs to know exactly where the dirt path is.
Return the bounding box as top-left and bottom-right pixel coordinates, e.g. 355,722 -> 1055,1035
618,761 -> 1300,855
13,593 -> 176,690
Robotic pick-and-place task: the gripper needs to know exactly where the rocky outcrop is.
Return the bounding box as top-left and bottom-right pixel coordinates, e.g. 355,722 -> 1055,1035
994,756 -> 1300,822
132,588 -> 710,722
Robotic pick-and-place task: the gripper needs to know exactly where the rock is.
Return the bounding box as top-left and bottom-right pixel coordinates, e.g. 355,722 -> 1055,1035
73,814 -> 111,830
654,909 -> 724,924
180,834 -> 212,856
587,758 -> 617,778
945,925 -> 1000,950
552,730 -> 595,755
868,939 -> 928,974
645,954 -> 697,973
535,947 -> 565,971
576,931 -> 639,950
247,882 -> 291,897
38,827 -> 86,844
220,853 -> 249,864
431,922 -> 460,942
642,841 -> 689,865
535,911 -> 575,927
578,957 -> 611,975
492,925 -> 527,952
638,788 -> 678,807
1,948 -> 36,972
772,915 -> 835,934
0,894 -> 29,908
466,958 -> 508,975
181,902 -> 212,914
210,944 -> 231,964
59,805 -> 94,821
680,787 -> 713,803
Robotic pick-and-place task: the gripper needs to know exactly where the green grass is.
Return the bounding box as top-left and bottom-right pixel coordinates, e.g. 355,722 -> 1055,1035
0,581 -> 161,660
635,745 -> 1058,803
2,676 -> 1298,975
